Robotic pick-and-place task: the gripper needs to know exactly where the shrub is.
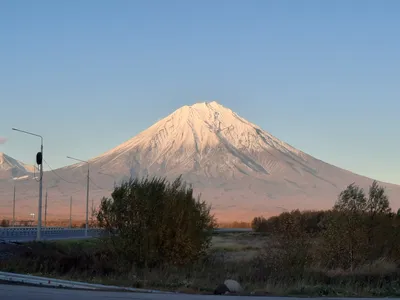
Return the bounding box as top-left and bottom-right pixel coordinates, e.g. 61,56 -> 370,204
0,219 -> 10,227
252,180 -> 400,272
251,216 -> 267,232
97,175 -> 217,268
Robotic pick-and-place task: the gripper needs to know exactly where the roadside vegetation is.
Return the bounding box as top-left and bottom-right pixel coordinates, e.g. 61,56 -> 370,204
218,221 -> 252,228
1,177 -> 400,296
252,180 -> 400,296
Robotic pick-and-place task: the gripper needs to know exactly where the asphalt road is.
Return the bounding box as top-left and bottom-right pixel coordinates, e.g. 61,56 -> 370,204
0,283 -> 240,299
2,283 -> 399,300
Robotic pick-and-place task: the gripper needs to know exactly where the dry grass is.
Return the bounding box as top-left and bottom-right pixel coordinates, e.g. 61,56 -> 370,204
217,221 -> 252,228
210,233 -> 266,262
1,233 -> 400,296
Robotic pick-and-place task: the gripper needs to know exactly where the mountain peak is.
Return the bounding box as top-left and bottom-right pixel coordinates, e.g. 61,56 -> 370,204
99,101 -> 262,157
0,153 -> 34,180
177,100 -> 232,115
166,100 -> 251,131
0,152 -> 11,165
188,100 -> 224,110
93,101 -> 304,178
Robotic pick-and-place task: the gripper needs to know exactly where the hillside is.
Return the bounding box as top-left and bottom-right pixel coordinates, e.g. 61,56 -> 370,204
0,152 -> 34,181
1,101 -> 400,222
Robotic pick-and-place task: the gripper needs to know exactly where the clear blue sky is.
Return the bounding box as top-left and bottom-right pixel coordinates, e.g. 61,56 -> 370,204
0,0 -> 399,184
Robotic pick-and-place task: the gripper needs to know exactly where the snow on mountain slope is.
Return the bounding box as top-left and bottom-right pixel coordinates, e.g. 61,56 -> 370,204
0,152 -> 35,180
91,101 -> 307,177
1,101 -> 400,222
78,100 -> 400,222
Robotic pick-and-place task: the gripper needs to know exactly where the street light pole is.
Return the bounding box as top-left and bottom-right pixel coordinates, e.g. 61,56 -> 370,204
12,128 -> 43,241
44,189 -> 48,228
66,156 -> 89,237
69,196 -> 72,229
12,185 -> 16,227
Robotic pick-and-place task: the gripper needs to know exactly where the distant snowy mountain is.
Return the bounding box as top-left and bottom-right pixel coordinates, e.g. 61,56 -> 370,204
0,153 -> 35,180
83,101 -> 400,221
1,101 -> 400,222
91,101 -> 307,179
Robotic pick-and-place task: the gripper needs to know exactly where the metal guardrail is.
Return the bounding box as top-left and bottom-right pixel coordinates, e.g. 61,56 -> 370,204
0,227 -> 252,242
0,271 -> 174,293
0,227 -> 104,242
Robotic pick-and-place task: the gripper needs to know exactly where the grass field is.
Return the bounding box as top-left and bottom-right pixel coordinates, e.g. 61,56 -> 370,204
1,232 -> 400,296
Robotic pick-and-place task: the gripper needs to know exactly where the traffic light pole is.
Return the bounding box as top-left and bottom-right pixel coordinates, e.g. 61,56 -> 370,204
12,128 -> 43,241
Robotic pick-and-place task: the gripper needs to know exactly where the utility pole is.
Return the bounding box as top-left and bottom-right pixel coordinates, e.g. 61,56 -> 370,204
86,164 -> 89,235
12,128 -> 43,241
91,198 -> 94,228
69,196 -> 72,228
12,185 -> 16,227
66,156 -> 89,237
39,141 -> 43,238
44,189 -> 48,228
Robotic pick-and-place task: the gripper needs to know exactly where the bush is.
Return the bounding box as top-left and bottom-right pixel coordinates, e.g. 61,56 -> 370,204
251,216 -> 267,232
252,210 -> 328,237
97,175 -> 217,268
252,180 -> 400,272
0,219 -> 10,227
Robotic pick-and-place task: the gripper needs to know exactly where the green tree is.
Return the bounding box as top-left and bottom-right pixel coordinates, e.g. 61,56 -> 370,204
321,180 -> 393,269
97,175 -> 216,268
363,180 -> 391,259
251,216 -> 267,232
366,180 -> 391,215
334,183 -> 366,213
318,210 -> 367,270
334,181 -> 391,215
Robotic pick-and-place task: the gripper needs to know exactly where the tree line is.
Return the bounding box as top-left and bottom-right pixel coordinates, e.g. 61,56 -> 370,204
252,180 -> 400,270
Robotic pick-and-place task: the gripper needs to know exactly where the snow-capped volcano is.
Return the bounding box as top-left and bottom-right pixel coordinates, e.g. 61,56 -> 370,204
83,100 -> 400,222
92,101 -> 307,179
0,152 -> 35,180
99,101 -> 300,156
1,101 -> 400,222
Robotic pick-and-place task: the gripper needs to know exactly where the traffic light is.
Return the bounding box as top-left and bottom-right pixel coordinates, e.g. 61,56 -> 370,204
36,152 -> 42,165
